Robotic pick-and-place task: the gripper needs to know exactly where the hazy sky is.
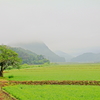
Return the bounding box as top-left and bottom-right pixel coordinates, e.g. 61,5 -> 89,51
0,0 -> 100,55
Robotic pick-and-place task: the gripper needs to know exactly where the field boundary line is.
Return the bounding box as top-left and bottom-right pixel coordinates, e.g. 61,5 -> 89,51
9,80 -> 100,86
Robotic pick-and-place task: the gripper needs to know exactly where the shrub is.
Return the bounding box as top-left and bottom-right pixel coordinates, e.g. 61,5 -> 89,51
8,75 -> 14,78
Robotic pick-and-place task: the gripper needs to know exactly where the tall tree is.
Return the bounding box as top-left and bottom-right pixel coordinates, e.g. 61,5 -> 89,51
0,45 -> 21,77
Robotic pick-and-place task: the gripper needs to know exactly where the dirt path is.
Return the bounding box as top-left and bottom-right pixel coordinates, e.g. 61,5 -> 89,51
0,80 -> 17,100
0,88 -> 12,100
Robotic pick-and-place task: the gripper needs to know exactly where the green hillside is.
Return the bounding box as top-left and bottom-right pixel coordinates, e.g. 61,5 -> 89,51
10,47 -> 50,64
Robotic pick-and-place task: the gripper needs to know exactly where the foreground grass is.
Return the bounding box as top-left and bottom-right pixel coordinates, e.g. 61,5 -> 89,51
3,85 -> 100,100
4,63 -> 100,81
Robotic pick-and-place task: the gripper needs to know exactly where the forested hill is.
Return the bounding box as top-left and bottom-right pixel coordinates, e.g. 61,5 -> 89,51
10,47 -> 50,64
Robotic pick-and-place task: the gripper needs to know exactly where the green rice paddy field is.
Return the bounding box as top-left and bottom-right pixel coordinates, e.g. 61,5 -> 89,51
3,85 -> 100,100
4,63 -> 100,81
3,63 -> 100,100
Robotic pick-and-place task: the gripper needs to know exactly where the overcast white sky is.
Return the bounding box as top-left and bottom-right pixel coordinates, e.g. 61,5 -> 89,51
0,0 -> 100,55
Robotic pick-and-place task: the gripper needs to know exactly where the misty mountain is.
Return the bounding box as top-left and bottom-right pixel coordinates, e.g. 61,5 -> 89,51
9,42 -> 65,62
55,51 -> 73,62
10,47 -> 50,64
70,52 -> 100,63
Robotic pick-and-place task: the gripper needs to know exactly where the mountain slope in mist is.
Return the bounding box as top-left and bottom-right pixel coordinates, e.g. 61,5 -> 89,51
55,51 -> 73,62
10,42 -> 65,62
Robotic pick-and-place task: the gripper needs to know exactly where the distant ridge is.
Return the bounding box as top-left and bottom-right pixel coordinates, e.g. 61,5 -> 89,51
9,42 -> 65,62
70,52 -> 100,63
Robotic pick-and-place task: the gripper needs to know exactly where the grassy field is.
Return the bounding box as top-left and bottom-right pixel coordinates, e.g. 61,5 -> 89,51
4,63 -> 100,81
3,85 -> 100,100
2,63 -> 100,100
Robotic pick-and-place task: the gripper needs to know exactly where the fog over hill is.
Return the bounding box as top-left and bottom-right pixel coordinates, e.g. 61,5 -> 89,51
0,0 -> 100,58
9,42 -> 65,62
55,51 -> 73,62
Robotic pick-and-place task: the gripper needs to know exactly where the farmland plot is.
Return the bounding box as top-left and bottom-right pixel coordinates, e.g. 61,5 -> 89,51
2,63 -> 100,100
3,85 -> 100,100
